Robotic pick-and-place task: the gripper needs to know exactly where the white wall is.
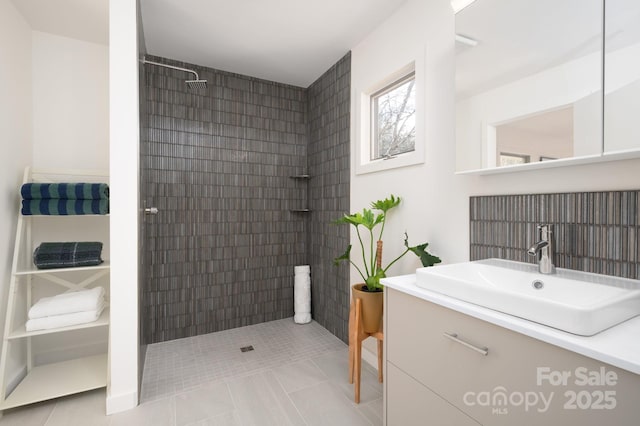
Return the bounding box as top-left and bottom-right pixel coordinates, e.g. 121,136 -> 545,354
1,0 -> 116,406
351,0 -> 461,281
27,31 -> 112,368
107,0 -> 140,414
32,31 -> 109,170
0,0 -> 33,392
350,0 -> 640,364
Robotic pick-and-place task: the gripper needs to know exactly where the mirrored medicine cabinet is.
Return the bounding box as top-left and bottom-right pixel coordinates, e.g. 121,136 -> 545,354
455,0 -> 640,174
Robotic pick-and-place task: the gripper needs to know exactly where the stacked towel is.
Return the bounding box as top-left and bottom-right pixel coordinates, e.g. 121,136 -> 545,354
26,286 -> 105,332
28,287 -> 104,318
33,242 -> 103,269
21,199 -> 109,215
21,183 -> 109,200
20,182 -> 109,215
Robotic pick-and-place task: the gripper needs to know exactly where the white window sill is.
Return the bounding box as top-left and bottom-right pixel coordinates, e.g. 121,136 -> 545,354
355,150 -> 424,175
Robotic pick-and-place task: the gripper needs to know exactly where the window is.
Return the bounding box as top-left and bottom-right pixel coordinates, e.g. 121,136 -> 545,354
354,59 -> 423,175
370,72 -> 416,160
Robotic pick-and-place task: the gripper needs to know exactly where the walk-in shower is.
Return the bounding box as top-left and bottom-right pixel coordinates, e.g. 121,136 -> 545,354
141,56 -> 207,89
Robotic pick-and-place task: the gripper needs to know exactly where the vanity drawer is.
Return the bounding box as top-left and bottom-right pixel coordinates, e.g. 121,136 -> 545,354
386,288 -> 640,426
387,361 -> 480,426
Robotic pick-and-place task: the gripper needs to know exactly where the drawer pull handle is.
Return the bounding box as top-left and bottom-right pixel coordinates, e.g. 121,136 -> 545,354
443,332 -> 489,356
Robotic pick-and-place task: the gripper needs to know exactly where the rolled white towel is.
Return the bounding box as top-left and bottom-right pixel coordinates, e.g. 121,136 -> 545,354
25,301 -> 105,332
28,287 -> 105,319
294,265 -> 311,324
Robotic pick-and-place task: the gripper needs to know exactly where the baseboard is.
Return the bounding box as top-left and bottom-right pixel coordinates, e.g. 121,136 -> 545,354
106,388 -> 138,415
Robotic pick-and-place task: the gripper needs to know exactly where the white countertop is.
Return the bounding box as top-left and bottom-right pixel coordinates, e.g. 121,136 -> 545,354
381,274 -> 640,375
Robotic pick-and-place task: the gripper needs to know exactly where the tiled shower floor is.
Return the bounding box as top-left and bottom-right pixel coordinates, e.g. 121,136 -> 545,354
0,318 -> 383,425
142,318 -> 349,400
139,318 -> 383,425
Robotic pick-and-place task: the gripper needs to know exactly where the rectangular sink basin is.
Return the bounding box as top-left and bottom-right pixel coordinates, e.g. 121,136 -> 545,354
415,259 -> 640,336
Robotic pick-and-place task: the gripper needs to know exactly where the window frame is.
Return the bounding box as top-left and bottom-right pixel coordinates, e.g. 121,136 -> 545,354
370,71 -> 417,161
354,57 -> 425,176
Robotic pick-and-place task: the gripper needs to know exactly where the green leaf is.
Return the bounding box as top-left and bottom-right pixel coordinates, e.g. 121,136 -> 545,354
365,268 -> 386,291
409,244 -> 442,267
334,213 -> 363,227
404,233 -> 442,267
334,244 -> 352,266
371,195 -> 401,213
335,209 -> 384,231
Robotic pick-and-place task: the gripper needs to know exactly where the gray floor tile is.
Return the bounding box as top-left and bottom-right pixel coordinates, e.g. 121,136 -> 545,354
0,399 -> 55,426
312,348 -> 383,405
44,389 -> 109,426
142,319 -> 345,401
357,397 -> 383,426
226,372 -> 297,426
183,411 -> 241,426
0,318 -> 382,426
109,396 -> 175,426
271,359 -> 328,393
261,370 -> 307,426
174,382 -> 235,426
288,381 -> 371,426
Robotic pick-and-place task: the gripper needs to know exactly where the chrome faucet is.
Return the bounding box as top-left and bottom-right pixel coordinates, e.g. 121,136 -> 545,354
527,224 -> 555,274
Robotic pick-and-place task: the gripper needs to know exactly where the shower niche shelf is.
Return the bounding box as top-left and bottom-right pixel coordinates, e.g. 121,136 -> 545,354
289,174 -> 311,213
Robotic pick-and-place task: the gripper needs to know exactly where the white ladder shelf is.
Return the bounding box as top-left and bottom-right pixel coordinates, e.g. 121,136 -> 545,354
0,167 -> 110,412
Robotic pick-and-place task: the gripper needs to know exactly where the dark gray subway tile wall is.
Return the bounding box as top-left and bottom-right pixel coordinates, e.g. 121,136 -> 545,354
142,56 -> 308,343
308,53 -> 351,343
470,191 -> 640,279
141,54 -> 351,344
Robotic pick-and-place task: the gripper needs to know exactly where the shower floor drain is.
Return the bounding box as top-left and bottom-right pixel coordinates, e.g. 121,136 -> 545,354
240,345 -> 254,353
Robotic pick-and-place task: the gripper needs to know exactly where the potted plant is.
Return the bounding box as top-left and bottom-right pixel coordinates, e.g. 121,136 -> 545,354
334,195 -> 441,333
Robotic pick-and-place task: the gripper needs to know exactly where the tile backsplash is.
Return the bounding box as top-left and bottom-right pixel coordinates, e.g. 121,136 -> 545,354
470,191 -> 640,279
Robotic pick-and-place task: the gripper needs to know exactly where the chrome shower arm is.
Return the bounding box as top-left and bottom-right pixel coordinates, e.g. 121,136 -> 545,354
141,57 -> 200,81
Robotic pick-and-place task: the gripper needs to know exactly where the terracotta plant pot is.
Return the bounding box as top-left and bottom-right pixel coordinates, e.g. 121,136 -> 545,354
352,283 -> 383,334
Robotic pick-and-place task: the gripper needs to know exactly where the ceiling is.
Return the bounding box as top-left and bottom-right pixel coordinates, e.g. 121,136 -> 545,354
139,0 -> 408,87
10,0 -> 109,45
11,0 -> 407,88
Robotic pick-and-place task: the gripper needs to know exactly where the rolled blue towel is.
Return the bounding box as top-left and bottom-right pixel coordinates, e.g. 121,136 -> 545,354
21,183 -> 109,200
21,199 -> 109,215
33,242 -> 104,269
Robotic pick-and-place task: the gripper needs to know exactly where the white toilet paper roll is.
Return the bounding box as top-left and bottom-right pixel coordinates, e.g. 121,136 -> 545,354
294,264 -> 311,324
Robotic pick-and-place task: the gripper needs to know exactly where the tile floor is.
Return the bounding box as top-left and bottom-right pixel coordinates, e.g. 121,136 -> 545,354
0,319 -> 383,425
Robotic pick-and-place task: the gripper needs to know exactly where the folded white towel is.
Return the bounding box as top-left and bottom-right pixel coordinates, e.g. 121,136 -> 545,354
25,302 -> 105,332
28,287 -> 105,319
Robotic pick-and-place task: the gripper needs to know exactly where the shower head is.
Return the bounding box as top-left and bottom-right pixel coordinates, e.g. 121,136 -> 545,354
186,79 -> 208,90
141,57 -> 207,91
